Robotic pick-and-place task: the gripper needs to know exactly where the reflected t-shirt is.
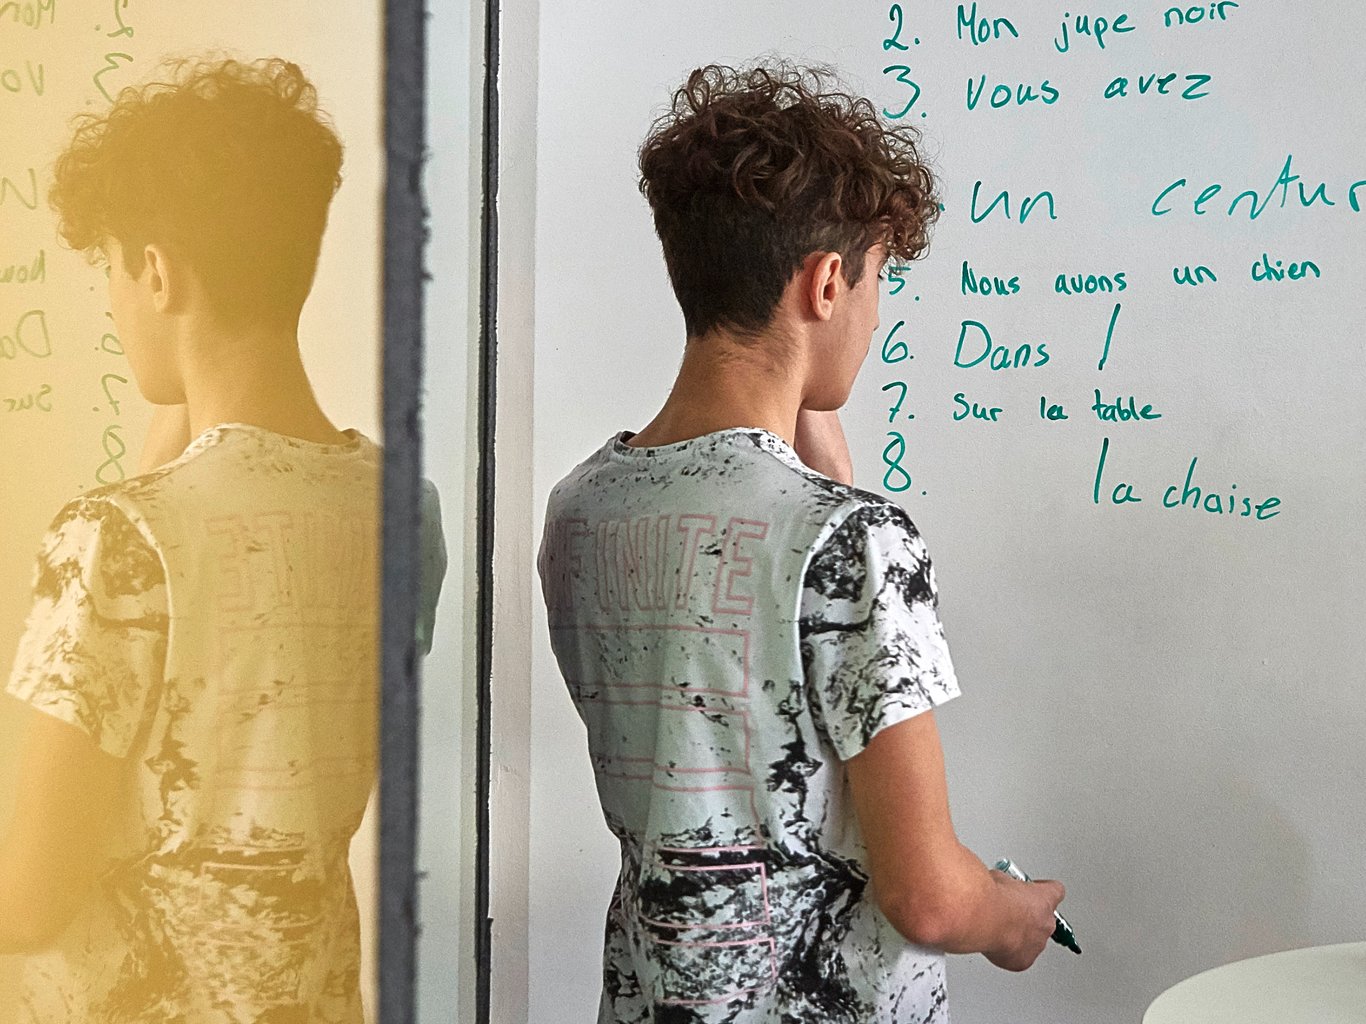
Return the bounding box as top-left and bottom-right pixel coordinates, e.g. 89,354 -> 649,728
4,423 -> 441,1024
538,428 -> 960,1024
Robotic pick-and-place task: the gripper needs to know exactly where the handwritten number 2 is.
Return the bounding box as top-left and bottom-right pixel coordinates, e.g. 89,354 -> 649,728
884,4 -> 909,51
107,0 -> 134,39
882,66 -> 921,119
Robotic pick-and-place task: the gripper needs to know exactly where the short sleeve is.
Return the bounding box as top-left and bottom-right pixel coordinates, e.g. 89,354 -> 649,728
5,496 -> 168,758
799,502 -> 960,761
417,478 -> 448,657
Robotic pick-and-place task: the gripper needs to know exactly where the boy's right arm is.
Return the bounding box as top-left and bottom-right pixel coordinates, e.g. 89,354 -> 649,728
845,710 -> 1065,970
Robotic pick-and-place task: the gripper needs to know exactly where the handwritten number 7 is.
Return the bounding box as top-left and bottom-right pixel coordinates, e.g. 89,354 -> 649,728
882,66 -> 921,120
881,381 -> 910,423
101,373 -> 129,416
884,4 -> 909,51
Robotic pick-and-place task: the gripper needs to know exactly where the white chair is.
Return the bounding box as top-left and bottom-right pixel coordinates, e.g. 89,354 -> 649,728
1144,943 -> 1366,1024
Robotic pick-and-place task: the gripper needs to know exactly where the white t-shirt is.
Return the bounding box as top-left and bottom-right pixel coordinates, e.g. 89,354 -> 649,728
539,427 -> 962,1024
5,423 -> 402,1023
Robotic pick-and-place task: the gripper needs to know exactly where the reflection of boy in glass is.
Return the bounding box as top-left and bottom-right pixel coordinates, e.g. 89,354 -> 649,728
0,57 -> 443,1022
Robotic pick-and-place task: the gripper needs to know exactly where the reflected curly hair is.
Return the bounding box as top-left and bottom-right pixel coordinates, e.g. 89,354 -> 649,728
639,62 -> 939,340
50,56 -> 343,326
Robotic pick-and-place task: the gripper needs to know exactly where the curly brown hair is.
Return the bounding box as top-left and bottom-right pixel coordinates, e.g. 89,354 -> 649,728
50,56 -> 343,326
638,62 -> 939,340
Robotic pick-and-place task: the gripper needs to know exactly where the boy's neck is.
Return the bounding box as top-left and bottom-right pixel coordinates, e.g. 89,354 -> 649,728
180,319 -> 347,445
628,328 -> 807,448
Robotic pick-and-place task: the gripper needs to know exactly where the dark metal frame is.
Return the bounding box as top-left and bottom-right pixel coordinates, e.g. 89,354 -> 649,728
380,0 -> 426,1020
381,0 -> 499,1020
475,0 -> 501,1018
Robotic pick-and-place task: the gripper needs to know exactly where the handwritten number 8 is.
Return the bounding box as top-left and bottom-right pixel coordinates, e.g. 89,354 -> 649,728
96,425 -> 127,485
884,4 -> 909,51
882,65 -> 921,120
882,432 -> 913,492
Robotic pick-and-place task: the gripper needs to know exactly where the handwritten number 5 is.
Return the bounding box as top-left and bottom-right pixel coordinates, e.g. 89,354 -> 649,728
882,66 -> 921,120
884,4 -> 909,51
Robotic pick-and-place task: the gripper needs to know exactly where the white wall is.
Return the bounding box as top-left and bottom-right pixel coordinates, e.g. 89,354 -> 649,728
490,0 -> 540,1017
496,3 -> 1366,1023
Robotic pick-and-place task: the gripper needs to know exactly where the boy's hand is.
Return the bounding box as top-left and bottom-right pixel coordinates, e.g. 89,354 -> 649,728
795,409 -> 854,485
983,872 -> 1067,972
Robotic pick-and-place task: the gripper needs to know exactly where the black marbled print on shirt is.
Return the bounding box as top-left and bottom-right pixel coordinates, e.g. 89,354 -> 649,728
544,429 -> 960,1024
800,503 -> 956,761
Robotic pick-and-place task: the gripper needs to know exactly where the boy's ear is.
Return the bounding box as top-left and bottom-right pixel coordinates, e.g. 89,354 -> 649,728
142,244 -> 177,315
807,251 -> 844,322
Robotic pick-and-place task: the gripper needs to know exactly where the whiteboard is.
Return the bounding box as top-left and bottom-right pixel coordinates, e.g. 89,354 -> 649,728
0,2 -> 381,1016
520,3 -> 1366,1022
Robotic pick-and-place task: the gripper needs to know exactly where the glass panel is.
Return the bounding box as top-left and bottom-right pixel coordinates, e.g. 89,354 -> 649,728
419,0 -> 486,1019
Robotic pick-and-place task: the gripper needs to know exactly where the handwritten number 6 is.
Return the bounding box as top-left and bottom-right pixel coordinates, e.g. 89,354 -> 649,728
884,4 -> 909,51
882,66 -> 921,120
881,320 -> 909,363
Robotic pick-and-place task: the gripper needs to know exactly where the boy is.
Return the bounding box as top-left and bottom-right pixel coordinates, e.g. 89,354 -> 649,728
0,57 -> 443,1022
538,63 -> 1066,1022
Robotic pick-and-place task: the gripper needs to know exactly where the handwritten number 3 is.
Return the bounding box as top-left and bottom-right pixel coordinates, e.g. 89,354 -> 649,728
884,4 -> 909,51
882,66 -> 921,119
94,52 -> 134,104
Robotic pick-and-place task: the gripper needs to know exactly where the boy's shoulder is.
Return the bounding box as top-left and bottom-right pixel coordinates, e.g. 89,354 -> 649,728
47,424 -> 381,547
547,427 -> 914,536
